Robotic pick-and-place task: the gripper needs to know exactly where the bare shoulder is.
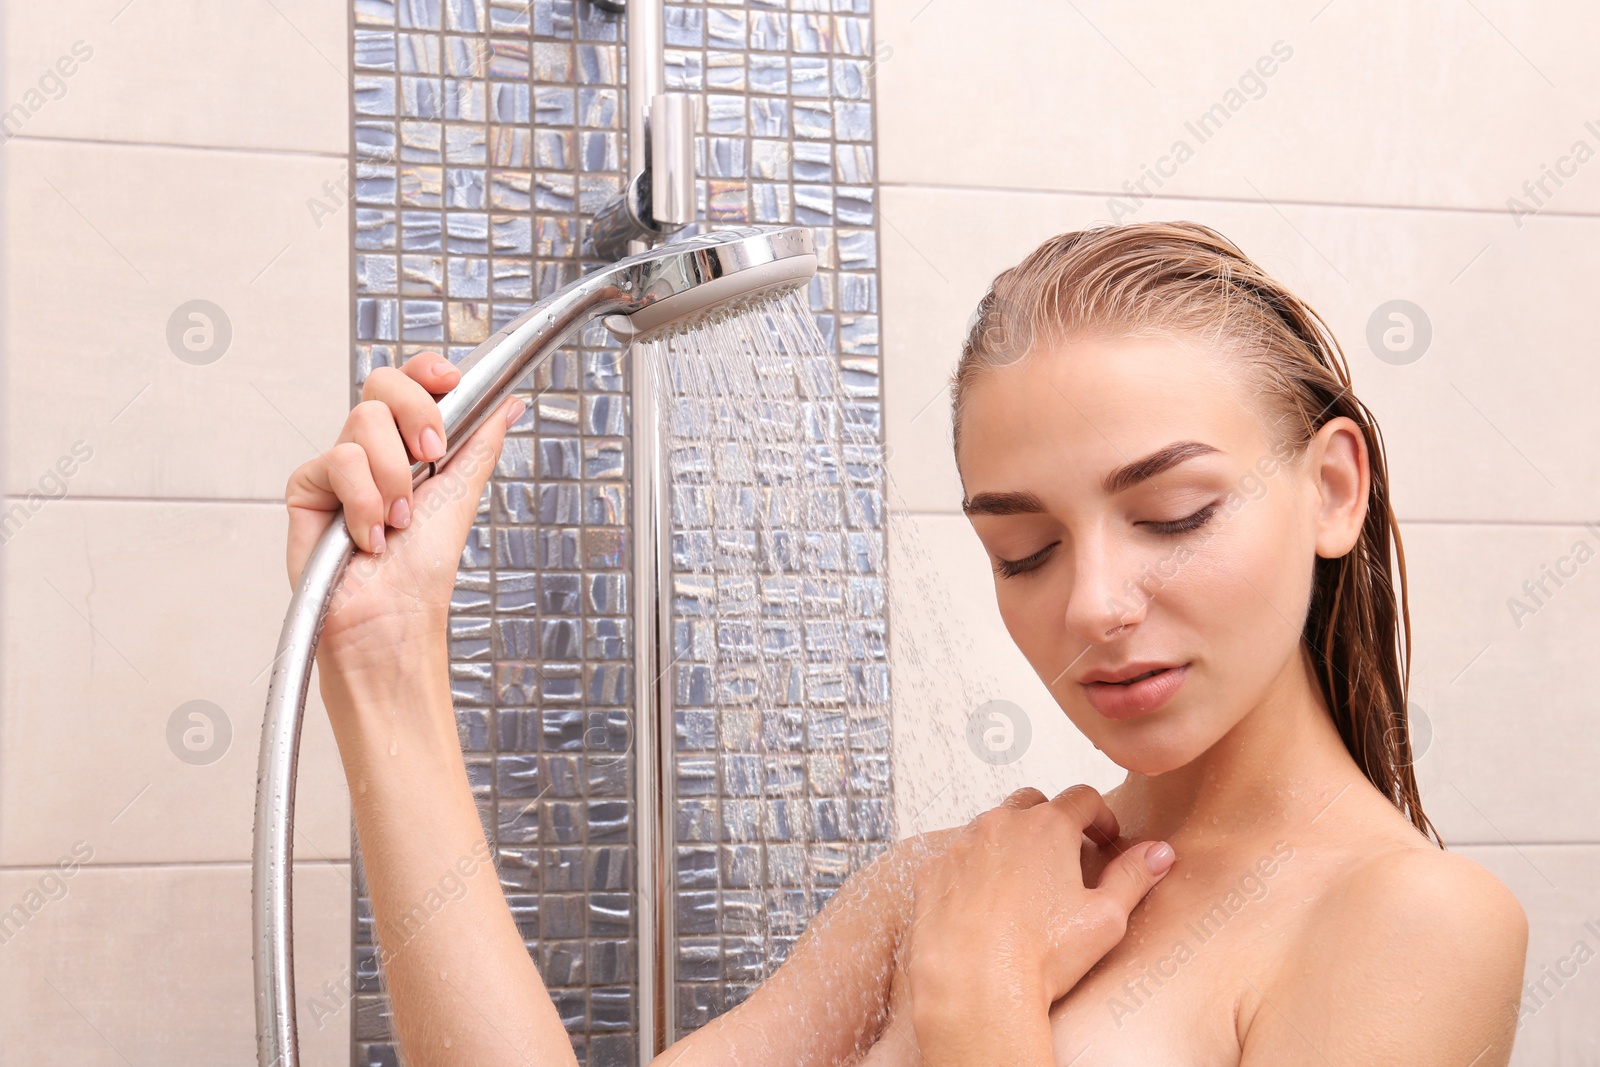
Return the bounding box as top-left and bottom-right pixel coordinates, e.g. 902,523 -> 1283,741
1242,842 -> 1529,1065
1323,844 -> 1528,962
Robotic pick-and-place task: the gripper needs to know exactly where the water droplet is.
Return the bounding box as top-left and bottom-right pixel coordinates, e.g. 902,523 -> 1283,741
389,738 -> 398,756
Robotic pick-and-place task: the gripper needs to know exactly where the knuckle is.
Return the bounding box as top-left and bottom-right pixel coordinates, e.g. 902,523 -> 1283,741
969,809 -> 1010,844
351,398 -> 392,427
969,806 -> 1002,831
1085,894 -> 1130,935
360,365 -> 401,399
327,440 -> 366,469
1059,783 -> 1102,805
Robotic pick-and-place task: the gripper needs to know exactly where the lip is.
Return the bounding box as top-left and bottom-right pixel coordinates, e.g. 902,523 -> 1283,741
1080,663 -> 1190,720
1080,661 -> 1183,685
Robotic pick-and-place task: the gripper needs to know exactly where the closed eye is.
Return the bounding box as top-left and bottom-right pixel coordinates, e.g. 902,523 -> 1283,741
993,542 -> 1058,579
1140,502 -> 1219,536
994,502 -> 1218,578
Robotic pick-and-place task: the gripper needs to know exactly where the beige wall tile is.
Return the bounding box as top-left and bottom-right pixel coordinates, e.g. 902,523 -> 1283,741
1404,522 -> 1600,845
877,0 -> 1600,214
1,498 -> 351,865
3,0 -> 348,154
881,184 -> 1600,523
3,137 -> 350,501
1454,845 -> 1600,1065
0,862 -> 351,1067
888,510 -> 1122,836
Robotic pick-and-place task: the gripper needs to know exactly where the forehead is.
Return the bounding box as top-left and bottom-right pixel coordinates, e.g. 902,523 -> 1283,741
956,334 -> 1265,495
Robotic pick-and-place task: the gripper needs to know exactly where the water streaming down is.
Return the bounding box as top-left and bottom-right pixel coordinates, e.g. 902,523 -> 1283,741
636,287 -> 1069,1046
635,288 -> 898,1028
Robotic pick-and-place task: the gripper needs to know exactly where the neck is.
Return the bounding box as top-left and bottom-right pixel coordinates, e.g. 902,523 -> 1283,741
1107,645 -> 1365,848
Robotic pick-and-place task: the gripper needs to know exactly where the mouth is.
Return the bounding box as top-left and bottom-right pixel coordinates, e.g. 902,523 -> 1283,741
1079,662 -> 1191,720
1080,661 -> 1184,686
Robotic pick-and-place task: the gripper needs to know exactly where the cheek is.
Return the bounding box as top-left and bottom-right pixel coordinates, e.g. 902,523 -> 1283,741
993,576 -> 1071,682
1184,494 -> 1314,669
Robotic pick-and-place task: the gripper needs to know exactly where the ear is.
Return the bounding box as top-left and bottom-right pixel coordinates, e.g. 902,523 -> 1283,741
1309,416 -> 1370,559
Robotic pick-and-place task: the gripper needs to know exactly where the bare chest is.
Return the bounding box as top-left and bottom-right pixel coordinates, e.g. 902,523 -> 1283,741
859,841 -> 1323,1067
1044,845 -> 1311,1067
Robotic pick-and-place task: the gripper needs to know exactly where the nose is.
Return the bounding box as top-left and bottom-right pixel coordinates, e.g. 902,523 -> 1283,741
1062,529 -> 1150,644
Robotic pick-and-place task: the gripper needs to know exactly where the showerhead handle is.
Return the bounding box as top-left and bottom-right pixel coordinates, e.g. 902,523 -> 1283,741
254,225 -> 817,1067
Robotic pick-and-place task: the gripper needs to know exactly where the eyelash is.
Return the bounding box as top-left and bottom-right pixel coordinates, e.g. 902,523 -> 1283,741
991,503 -> 1220,579
1143,502 -> 1220,537
993,544 -> 1056,579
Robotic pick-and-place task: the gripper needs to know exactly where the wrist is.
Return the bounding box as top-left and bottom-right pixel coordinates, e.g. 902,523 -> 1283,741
910,946 -> 1053,1043
912,935 -> 1051,1003
317,636 -> 457,753
911,967 -> 1056,1067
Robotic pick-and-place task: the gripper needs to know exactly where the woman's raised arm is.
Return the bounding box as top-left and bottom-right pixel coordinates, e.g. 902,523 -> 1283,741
286,355 -> 962,1065
287,355 -> 575,1065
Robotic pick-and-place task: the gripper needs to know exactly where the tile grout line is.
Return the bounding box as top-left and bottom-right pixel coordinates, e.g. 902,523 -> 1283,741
5,131 -> 350,161
0,858 -> 351,873
876,179 -> 1600,223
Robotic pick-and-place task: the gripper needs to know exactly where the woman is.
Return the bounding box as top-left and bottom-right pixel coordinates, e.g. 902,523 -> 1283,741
286,221 -> 1527,1065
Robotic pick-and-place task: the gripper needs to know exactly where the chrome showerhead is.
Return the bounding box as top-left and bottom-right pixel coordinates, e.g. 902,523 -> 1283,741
427,225 -> 816,476
598,225 -> 816,339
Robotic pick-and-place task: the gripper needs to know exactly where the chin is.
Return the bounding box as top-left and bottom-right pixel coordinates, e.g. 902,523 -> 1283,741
1070,705 -> 1219,776
1105,739 -> 1201,776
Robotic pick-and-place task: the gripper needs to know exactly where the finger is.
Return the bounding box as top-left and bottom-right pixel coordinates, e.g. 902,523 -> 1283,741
309,440 -> 387,555
284,440 -> 388,582
999,786 -> 1048,810
285,460 -> 339,588
1047,783 -> 1120,846
1093,839 -> 1176,916
364,363 -> 450,464
399,350 -> 461,399
339,400 -> 415,532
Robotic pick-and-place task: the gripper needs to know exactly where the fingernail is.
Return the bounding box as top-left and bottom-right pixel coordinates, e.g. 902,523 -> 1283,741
505,397 -> 526,426
369,523 -> 386,554
1145,841 -> 1175,876
388,496 -> 410,530
420,426 -> 444,460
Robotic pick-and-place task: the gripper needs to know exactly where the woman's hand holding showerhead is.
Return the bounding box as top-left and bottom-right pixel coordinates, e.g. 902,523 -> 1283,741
901,784 -> 1176,1065
283,353 -> 525,680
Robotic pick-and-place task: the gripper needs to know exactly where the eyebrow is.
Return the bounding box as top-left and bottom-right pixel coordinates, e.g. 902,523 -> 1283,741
961,440 -> 1221,516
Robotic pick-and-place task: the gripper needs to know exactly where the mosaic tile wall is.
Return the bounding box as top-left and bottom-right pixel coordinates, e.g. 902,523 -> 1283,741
346,1 -> 885,1064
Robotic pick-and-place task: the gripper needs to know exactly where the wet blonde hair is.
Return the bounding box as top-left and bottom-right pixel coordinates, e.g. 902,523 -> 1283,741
952,221 -> 1439,846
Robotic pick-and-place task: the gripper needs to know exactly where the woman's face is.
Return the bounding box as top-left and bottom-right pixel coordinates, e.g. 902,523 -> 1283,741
956,333 -> 1337,775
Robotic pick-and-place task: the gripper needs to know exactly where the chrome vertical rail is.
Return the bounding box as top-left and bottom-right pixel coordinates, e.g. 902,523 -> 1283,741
631,334 -> 675,1061
587,0 -> 697,262
627,3 -> 675,1059
626,0 -> 663,260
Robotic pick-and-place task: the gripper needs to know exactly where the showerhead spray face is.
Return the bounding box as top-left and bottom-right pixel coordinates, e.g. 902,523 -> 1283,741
601,226 -> 818,340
